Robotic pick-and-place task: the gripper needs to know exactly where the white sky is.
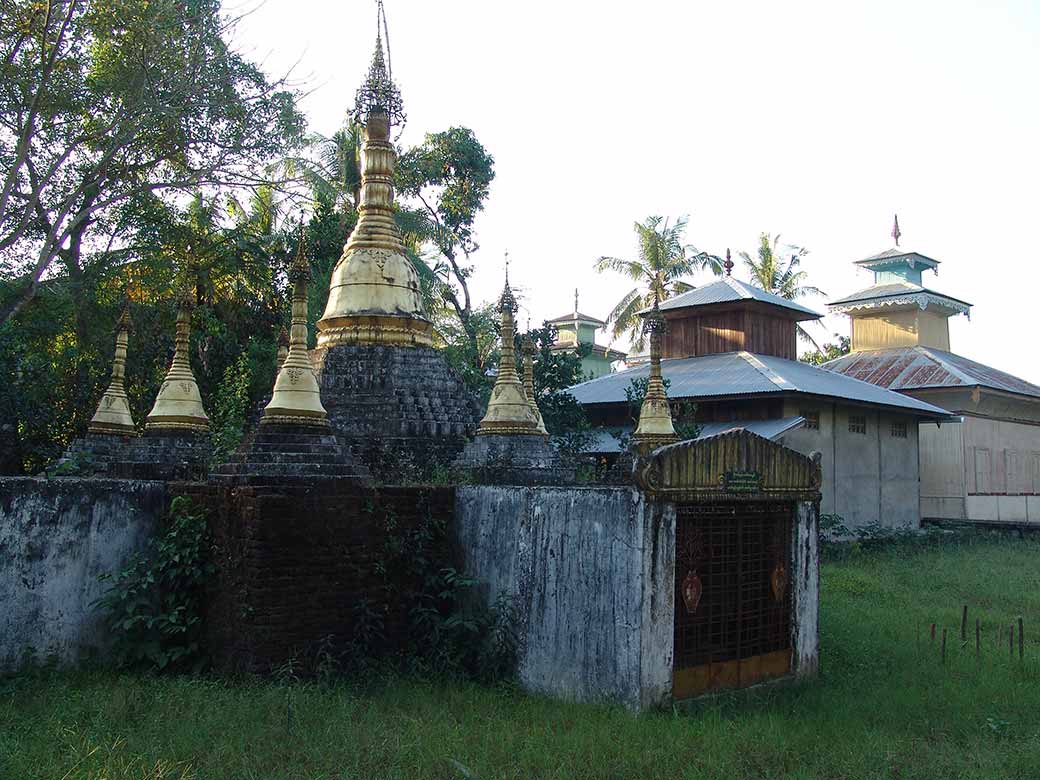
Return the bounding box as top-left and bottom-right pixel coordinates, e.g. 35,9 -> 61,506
236,0 -> 1040,383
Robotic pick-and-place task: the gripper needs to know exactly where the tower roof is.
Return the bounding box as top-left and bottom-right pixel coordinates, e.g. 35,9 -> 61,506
638,277 -> 821,321
547,310 -> 607,327
828,280 -> 972,316
854,247 -> 940,273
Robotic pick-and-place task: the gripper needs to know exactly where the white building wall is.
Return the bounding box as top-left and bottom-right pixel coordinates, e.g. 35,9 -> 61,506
780,401 -> 920,531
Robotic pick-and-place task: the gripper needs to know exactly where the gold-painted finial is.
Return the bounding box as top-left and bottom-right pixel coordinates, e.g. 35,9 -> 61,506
145,277 -> 209,433
88,298 -> 137,436
521,335 -> 549,438
316,8 -> 430,348
477,272 -> 539,436
263,224 -> 328,427
632,291 -> 677,452
276,325 -> 289,369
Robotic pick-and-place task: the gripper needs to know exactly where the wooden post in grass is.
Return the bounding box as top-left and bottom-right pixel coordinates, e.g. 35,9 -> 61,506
975,618 -> 981,663
961,605 -> 968,642
930,623 -> 936,643
941,628 -> 947,665
1019,616 -> 1025,662
1010,624 -> 1015,659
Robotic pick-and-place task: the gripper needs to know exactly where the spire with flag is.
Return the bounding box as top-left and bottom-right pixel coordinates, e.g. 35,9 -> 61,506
891,214 -> 901,247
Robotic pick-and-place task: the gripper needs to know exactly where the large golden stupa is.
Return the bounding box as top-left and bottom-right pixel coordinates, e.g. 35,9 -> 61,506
316,36 -> 432,348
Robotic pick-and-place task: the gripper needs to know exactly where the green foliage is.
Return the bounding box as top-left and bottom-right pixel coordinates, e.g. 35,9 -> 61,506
801,334 -> 851,366
338,499 -> 519,684
0,0 -> 304,325
8,535 -> 1040,779
738,233 -> 825,347
208,352 -> 252,465
595,215 -> 722,349
95,497 -> 216,673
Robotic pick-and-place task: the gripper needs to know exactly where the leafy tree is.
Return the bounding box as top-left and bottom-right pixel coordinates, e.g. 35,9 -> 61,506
396,128 -> 495,355
801,334 -> 851,366
738,233 -> 825,348
595,215 -> 721,350
0,0 -> 304,326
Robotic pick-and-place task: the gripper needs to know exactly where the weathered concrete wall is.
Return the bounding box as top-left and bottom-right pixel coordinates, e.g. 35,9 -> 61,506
791,501 -> 820,678
455,486 -> 675,710
0,477 -> 166,669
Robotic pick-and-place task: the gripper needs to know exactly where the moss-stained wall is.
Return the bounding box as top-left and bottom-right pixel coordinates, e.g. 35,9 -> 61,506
454,485 -> 675,710
0,477 -> 167,670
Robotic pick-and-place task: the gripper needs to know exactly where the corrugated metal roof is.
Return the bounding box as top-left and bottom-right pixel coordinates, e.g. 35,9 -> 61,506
822,347 -> 1040,399
639,278 -> 820,319
565,350 -> 951,417
829,281 -> 972,308
547,311 -> 607,326
855,248 -> 940,267
586,416 -> 807,454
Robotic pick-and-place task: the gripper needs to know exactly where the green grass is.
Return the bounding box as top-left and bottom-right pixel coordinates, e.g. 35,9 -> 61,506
3,534 -> 1040,779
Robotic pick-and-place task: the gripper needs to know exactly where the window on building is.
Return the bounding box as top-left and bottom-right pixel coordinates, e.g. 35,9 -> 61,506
800,409 -> 820,430
891,421 -> 907,438
848,414 -> 867,435
974,448 -> 991,494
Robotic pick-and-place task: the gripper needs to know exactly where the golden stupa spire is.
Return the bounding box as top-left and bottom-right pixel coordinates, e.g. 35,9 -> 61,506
276,325 -> 289,369
631,293 -> 677,452
145,278 -> 209,433
88,298 -> 137,436
316,10 -> 431,348
477,270 -> 539,436
521,335 -> 549,438
263,229 -> 328,427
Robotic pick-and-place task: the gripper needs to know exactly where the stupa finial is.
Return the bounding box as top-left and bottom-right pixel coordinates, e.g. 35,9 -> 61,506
632,289 -> 677,453
88,297 -> 137,436
145,271 -> 209,433
574,288 -> 579,313
891,214 -> 901,247
477,265 -> 539,436
724,248 -> 733,277
353,1 -> 405,130
263,226 -> 328,428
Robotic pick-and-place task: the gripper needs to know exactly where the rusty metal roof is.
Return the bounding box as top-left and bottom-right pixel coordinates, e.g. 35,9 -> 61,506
822,347 -> 1040,399
566,350 -> 951,417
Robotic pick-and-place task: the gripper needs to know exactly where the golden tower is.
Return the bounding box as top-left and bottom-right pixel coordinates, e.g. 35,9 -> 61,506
316,34 -> 432,348
145,285 -> 209,433
521,335 -> 549,438
632,295 -> 678,452
262,236 -> 328,427
88,300 -> 137,436
477,277 -> 539,436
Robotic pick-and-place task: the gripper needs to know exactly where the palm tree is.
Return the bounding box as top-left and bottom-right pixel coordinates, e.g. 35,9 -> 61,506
595,215 -> 722,350
739,233 -> 825,348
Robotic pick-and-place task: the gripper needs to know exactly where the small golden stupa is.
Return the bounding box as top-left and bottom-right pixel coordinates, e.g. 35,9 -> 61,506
87,300 -> 136,436
316,33 -> 432,348
521,335 -> 549,438
631,294 -> 678,452
477,274 -> 539,436
262,235 -> 328,427
144,284 -> 209,433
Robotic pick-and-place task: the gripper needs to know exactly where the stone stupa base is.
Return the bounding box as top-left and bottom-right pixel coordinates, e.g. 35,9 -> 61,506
313,343 -> 482,482
211,423 -> 370,486
108,429 -> 213,481
454,433 -> 574,486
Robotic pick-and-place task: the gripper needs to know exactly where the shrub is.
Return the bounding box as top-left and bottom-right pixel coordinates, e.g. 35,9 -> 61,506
95,497 -> 216,672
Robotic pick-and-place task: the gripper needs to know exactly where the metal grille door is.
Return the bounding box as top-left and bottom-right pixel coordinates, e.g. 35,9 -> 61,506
673,502 -> 793,698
